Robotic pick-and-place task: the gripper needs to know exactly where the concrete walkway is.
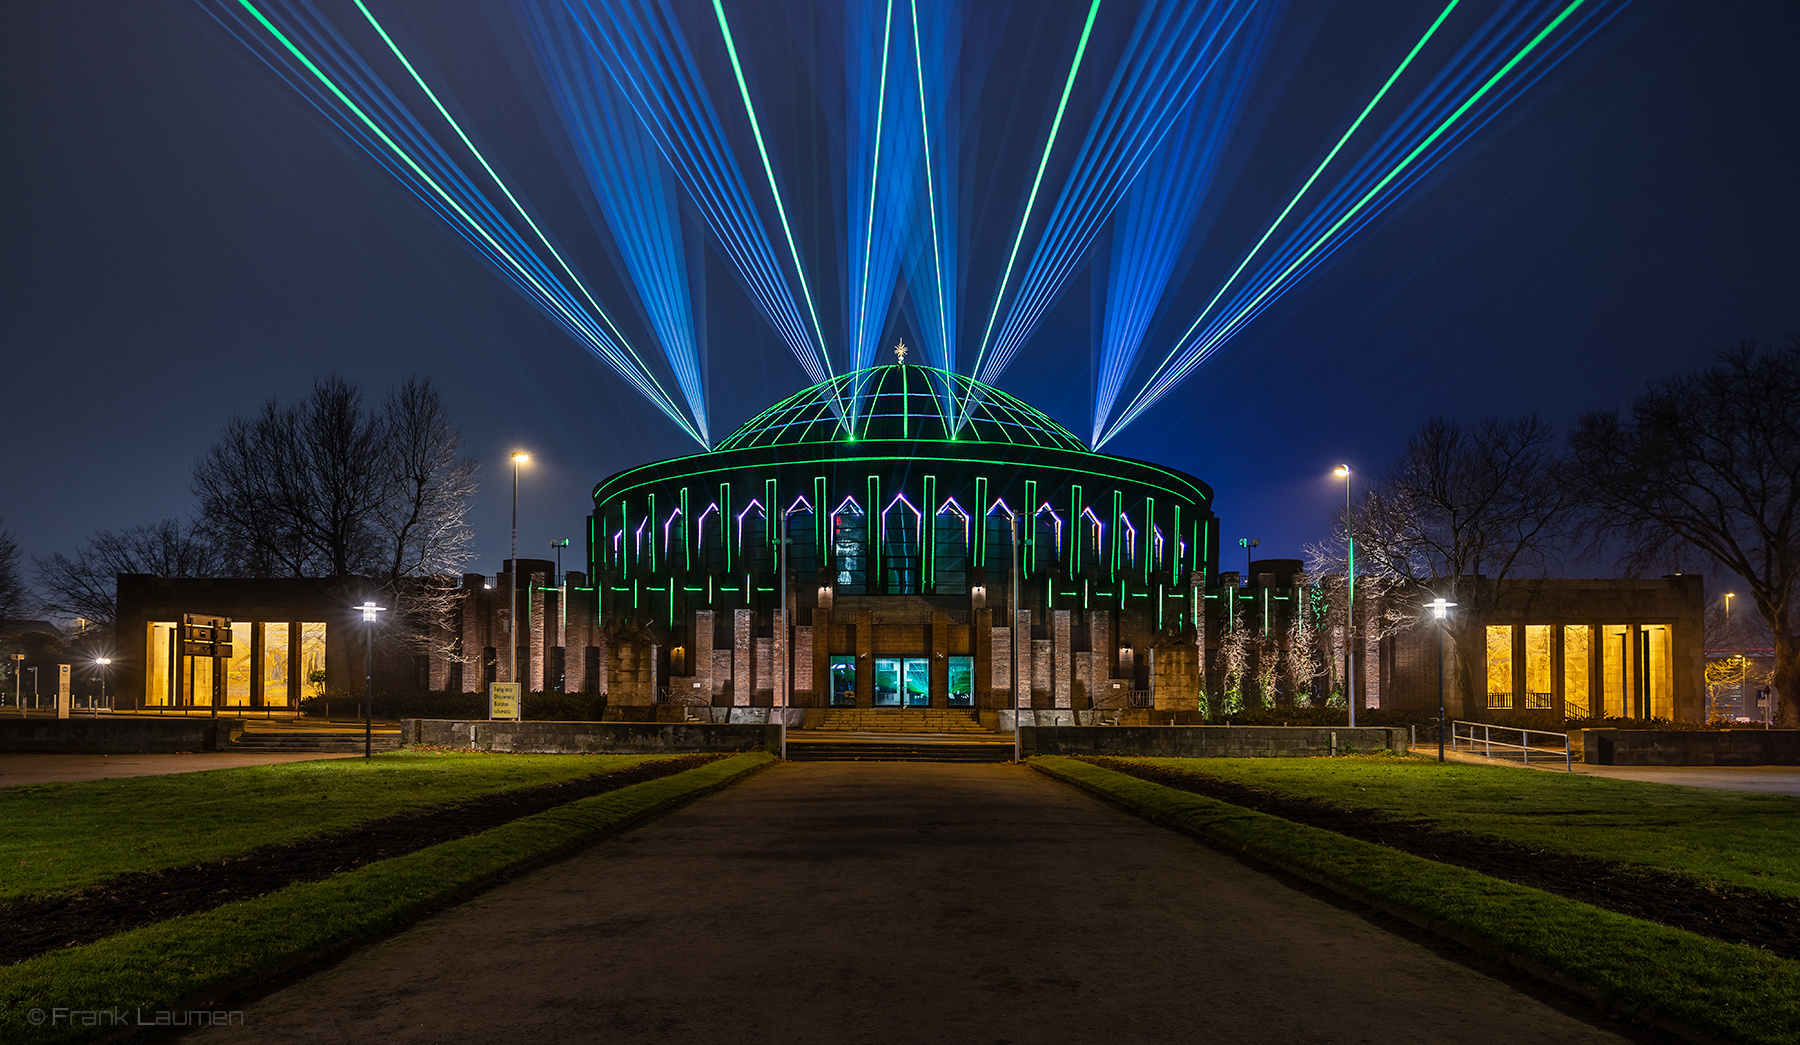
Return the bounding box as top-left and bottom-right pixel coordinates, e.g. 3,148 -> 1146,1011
193,763 -> 1639,1044
0,752 -> 359,787
1417,745 -> 1800,795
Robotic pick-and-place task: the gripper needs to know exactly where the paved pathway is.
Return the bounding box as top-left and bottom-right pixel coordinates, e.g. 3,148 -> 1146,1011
193,762 -> 1641,1044
0,752 -> 359,787
1421,745 -> 1800,795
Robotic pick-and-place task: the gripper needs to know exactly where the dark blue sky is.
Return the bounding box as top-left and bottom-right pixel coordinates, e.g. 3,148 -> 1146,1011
3,0 -> 1796,590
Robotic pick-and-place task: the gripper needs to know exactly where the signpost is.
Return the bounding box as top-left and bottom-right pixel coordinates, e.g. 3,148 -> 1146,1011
489,682 -> 520,721
182,614 -> 233,716
56,664 -> 71,720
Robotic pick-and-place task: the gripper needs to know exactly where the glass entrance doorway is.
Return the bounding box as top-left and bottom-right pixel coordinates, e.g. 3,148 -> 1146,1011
873,657 -> 931,706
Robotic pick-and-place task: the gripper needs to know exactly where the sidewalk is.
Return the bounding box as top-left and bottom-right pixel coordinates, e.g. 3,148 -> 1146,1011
0,752 -> 361,787
1412,744 -> 1800,795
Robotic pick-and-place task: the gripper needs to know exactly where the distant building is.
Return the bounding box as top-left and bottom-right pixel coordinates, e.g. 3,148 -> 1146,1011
110,362 -> 1706,723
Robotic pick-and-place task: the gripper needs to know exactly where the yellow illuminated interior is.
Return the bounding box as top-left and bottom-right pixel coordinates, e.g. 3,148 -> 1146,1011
1485,625 -> 1513,709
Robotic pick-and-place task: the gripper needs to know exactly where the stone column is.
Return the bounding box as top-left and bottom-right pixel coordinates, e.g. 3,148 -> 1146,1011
856,607 -> 875,706
694,609 -> 716,703
930,609 -> 950,708
529,572 -> 547,693
732,608 -> 755,706
1052,609 -> 1072,709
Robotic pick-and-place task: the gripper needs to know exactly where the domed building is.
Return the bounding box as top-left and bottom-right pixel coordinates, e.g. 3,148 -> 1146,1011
582,357 -> 1221,719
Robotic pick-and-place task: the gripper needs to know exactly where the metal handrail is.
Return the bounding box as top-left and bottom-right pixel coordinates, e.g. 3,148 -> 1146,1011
1451,719 -> 1572,771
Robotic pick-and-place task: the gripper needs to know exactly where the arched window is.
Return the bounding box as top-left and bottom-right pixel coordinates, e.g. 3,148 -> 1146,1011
882,494 -> 923,594
832,496 -> 867,593
934,498 -> 971,594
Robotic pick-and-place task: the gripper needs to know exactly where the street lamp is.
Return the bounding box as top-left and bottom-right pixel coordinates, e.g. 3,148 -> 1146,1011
359,601 -> 386,758
95,657 -> 112,713
1334,465 -> 1356,728
10,653 -> 22,716
1425,596 -> 1456,762
1723,592 -> 1738,719
1011,508 -> 1023,763
510,450 -> 530,687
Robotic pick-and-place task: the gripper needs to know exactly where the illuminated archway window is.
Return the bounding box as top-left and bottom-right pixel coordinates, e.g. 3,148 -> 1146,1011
882,494 -> 924,593
1081,506 -> 1106,557
785,494 -> 814,518
662,507 -> 684,557
833,496 -> 868,593
633,517 -> 649,562
1034,502 -> 1065,555
694,503 -> 720,554
611,529 -> 623,561
1117,511 -> 1137,564
1152,525 -> 1165,569
936,497 -> 972,549
735,498 -> 766,553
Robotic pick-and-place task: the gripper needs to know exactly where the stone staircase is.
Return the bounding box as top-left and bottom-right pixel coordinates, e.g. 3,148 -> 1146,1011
229,728 -> 402,754
784,738 -> 1014,763
804,708 -> 992,734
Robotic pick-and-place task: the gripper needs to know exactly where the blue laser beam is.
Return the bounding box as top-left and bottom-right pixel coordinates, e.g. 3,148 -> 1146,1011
200,0 -> 706,445
1098,0 -> 1629,445
520,0 -> 708,442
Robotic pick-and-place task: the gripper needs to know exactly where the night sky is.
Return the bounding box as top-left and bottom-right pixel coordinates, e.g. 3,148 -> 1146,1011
3,0 -> 1796,594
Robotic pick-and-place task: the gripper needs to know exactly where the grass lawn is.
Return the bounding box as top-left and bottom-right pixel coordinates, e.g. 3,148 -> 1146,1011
0,753 -> 774,1045
0,751 -> 678,904
1113,755 -> 1800,898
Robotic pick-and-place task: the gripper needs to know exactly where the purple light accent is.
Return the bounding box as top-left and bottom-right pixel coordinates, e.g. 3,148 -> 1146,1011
986,497 -> 1016,519
695,503 -> 720,552
736,498 -> 766,549
612,529 -> 623,557
786,494 -> 814,516
1035,502 -> 1065,553
1082,506 -> 1106,554
832,495 -> 865,517
663,507 -> 684,555
1118,511 -> 1137,563
1153,525 -> 1165,567
882,493 -> 923,545
937,497 -> 971,547
634,517 -> 649,558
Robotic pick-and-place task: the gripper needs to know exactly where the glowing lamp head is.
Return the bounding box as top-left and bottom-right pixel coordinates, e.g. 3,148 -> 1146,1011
1424,597 -> 1456,621
358,601 -> 387,623
96,657 -> 112,666
1333,465 -> 1351,478
511,451 -> 530,465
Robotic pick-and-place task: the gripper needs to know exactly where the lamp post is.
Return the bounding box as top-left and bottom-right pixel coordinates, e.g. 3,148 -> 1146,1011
359,601 -> 386,758
1011,509 -> 1023,763
95,657 -> 112,713
509,451 -> 530,687
1425,597 -> 1456,762
11,653 -> 22,716
1723,592 -> 1737,719
778,525 -> 789,759
1334,465 -> 1356,728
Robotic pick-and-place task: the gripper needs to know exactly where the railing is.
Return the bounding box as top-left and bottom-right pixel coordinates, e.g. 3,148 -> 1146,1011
1127,689 -> 1153,708
1451,720 -> 1572,771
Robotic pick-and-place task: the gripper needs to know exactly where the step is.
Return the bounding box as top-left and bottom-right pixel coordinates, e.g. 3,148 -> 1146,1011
784,741 -> 1014,763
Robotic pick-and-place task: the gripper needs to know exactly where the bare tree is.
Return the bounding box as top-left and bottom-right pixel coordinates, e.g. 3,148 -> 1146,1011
0,520 -> 27,623
1323,414 -> 1574,712
1567,338 -> 1800,727
33,519 -> 225,627
191,375 -> 479,656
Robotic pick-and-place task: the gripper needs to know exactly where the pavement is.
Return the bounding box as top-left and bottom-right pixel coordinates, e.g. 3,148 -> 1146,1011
192,761 -> 1645,1044
0,752 -> 361,787
1416,745 -> 1800,795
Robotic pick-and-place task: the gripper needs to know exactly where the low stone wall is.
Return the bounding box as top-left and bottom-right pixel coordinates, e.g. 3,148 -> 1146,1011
1577,728 -> 1800,766
0,716 -> 243,753
405,719 -> 781,755
1018,725 -> 1407,758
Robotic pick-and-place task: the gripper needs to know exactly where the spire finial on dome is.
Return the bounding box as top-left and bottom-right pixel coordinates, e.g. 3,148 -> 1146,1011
894,340 -> 908,363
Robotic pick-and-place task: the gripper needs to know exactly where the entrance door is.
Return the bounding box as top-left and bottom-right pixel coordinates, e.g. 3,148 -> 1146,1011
873,657 -> 932,707
903,658 -> 930,707
873,658 -> 902,706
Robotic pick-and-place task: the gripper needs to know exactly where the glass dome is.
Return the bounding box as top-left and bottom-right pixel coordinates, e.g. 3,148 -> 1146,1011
714,363 -> 1087,452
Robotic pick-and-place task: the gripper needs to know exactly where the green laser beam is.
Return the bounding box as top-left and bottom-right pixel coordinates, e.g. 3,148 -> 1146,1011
963,0 -> 1102,425
1106,0 -> 1462,441
1108,0 -> 1591,443
231,0 -> 702,445
711,0 -> 846,427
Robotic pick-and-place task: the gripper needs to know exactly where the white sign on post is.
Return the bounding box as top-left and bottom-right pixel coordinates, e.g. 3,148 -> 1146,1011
489,682 -> 520,721
56,664 -> 71,719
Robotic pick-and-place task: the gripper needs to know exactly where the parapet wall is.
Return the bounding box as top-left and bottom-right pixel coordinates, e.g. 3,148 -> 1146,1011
405,719 -> 780,755
0,716 -> 243,753
1578,729 -> 1800,766
1019,725 -> 1407,758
